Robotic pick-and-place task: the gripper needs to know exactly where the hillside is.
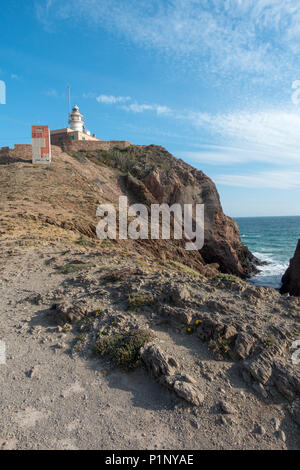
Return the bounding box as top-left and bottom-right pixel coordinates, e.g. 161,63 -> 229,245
0,143 -> 258,277
0,143 -> 299,450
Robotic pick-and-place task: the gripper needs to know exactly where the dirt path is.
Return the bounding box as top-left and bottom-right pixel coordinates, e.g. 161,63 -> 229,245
0,247 -> 298,450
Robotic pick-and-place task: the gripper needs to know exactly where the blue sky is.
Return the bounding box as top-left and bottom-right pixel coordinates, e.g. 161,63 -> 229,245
2,0 -> 300,217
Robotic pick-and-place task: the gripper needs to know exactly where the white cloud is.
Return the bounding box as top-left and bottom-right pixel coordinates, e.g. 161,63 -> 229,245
182,146 -> 263,165
36,0 -> 300,78
89,87 -> 300,168
214,170 -> 300,189
94,93 -> 172,115
180,108 -> 300,190
122,103 -> 171,115
96,94 -> 131,104
185,109 -> 300,165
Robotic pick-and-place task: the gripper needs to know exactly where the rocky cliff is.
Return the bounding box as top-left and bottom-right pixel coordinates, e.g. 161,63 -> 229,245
1,143 -> 300,450
0,143 -> 258,278
280,239 -> 300,296
84,144 -> 259,277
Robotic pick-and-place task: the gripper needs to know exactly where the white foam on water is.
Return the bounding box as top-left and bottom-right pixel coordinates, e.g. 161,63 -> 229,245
250,251 -> 289,289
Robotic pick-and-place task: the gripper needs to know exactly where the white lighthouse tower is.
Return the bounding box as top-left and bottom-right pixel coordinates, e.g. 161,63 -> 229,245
50,86 -> 100,145
68,104 -> 84,132
68,104 -> 92,135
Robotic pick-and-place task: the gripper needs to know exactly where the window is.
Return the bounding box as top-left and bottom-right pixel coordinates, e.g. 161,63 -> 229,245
71,136 -> 75,141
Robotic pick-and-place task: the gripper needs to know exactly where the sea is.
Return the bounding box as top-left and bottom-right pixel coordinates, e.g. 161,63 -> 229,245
235,216 -> 300,290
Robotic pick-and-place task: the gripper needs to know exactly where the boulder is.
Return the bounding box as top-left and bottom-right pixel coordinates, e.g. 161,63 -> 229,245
233,332 -> 254,360
280,240 -> 300,296
196,318 -> 225,342
159,305 -> 193,325
140,342 -> 176,378
53,301 -> 89,324
219,400 -> 237,415
243,353 -> 274,385
167,377 -> 205,406
140,342 -> 204,406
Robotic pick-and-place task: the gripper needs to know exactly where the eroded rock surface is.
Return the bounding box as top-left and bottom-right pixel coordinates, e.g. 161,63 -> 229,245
140,342 -> 205,406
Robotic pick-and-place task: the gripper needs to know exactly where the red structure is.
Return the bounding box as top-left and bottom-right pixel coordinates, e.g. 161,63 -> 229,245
32,125 -> 51,164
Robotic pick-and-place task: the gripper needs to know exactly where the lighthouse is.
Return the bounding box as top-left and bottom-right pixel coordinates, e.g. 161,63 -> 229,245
68,104 -> 92,135
50,94 -> 99,145
68,104 -> 85,132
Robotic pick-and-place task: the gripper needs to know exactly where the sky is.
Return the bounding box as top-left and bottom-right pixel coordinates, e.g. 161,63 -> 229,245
1,0 -> 300,217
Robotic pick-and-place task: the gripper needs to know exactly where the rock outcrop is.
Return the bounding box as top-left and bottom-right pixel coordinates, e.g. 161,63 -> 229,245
0,142 -> 259,279
89,145 -> 259,278
280,239 -> 300,296
131,146 -> 259,277
140,342 -> 205,406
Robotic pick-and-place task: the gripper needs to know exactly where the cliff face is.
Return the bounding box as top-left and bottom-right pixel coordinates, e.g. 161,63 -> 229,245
280,240 -> 300,296
89,145 -> 258,277
0,143 -> 258,278
128,146 -> 257,276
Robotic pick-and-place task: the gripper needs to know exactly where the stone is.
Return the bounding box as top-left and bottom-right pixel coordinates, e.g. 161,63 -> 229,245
140,343 -> 176,378
254,424 -> 266,435
54,301 -> 89,324
190,419 -> 199,429
140,343 -> 204,406
180,374 -> 197,385
139,150 -> 259,277
159,305 -> 193,325
102,267 -> 139,283
271,417 -> 281,431
292,409 -> 300,427
26,366 -> 39,379
234,332 -> 254,360
171,379 -> 205,407
196,318 -> 225,342
168,357 -> 178,368
273,361 -> 300,399
219,400 -> 237,415
275,430 -> 286,442
223,325 -> 237,340
280,240 -> 300,296
244,354 -> 273,385
218,415 -> 236,426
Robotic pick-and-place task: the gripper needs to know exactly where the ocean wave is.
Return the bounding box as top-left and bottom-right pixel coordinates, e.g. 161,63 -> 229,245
237,217 -> 299,290
250,251 -> 288,289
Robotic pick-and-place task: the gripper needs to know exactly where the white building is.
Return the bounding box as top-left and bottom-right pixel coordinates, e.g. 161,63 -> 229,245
69,104 -> 89,133
51,104 -> 99,146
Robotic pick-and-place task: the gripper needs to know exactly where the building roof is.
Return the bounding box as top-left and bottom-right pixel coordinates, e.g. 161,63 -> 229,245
50,128 -> 73,135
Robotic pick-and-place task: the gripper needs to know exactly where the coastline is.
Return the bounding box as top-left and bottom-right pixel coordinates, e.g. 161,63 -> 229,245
235,216 -> 300,289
